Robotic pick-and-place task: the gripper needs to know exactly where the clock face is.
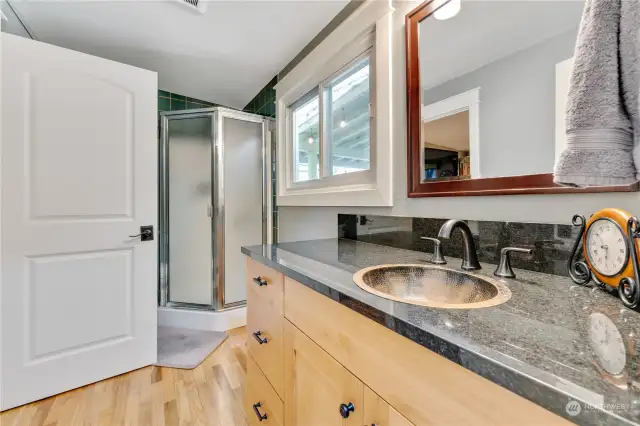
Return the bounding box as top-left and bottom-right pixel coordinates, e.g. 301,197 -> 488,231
588,313 -> 626,376
585,218 -> 628,277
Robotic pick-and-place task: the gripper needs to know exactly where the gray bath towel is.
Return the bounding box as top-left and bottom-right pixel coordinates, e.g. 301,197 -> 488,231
553,0 -> 639,187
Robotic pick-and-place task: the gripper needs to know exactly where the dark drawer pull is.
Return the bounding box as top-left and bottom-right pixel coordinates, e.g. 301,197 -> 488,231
253,276 -> 267,286
253,331 -> 268,345
339,402 -> 355,418
253,402 -> 268,421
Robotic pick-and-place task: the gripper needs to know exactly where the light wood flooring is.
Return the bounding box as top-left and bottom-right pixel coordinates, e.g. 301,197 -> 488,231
0,327 -> 249,426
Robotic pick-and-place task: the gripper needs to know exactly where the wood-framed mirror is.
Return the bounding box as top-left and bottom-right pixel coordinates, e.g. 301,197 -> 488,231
406,0 -> 639,197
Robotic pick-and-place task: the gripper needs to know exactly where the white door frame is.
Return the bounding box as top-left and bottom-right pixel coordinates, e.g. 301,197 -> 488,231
421,87 -> 481,179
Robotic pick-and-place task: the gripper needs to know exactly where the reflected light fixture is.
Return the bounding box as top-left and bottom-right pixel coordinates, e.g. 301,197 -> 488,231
434,0 -> 460,20
339,108 -> 347,128
308,136 -> 314,144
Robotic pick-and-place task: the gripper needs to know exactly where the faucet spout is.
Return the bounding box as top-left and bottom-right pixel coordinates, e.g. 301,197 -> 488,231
437,219 -> 481,270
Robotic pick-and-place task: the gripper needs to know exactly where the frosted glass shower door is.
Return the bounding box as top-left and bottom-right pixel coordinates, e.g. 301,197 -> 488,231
221,116 -> 264,306
167,116 -> 213,306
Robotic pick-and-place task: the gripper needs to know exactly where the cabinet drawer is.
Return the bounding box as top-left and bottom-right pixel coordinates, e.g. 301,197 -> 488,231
284,319 -> 364,426
247,283 -> 284,398
246,257 -> 283,314
246,354 -> 284,426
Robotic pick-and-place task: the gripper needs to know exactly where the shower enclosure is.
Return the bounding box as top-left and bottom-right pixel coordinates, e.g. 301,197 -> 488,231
159,107 -> 273,311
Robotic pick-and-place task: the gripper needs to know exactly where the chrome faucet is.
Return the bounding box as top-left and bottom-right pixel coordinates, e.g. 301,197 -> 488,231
437,219 -> 481,270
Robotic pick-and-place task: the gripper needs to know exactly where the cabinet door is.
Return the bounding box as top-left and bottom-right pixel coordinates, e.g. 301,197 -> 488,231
364,387 -> 414,426
284,320 -> 363,426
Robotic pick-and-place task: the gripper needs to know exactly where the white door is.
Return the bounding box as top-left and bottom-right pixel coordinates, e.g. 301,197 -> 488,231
0,34 -> 158,410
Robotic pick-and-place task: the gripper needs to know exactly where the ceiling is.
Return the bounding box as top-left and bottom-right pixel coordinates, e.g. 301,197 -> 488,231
419,0 -> 584,90
10,0 -> 349,108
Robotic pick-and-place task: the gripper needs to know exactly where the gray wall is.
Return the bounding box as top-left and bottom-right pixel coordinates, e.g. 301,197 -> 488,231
423,30 -> 577,178
278,1 -> 640,243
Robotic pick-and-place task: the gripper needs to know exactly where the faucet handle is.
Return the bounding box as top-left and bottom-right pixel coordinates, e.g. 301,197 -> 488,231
494,247 -> 533,279
420,237 -> 446,265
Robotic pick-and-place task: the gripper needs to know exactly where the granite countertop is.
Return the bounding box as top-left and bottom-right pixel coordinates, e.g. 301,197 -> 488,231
242,238 -> 640,426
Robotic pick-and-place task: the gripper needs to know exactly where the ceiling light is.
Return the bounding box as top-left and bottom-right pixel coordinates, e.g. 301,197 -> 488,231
434,0 -> 460,20
173,0 -> 207,14
308,136 -> 314,145
340,120 -> 347,128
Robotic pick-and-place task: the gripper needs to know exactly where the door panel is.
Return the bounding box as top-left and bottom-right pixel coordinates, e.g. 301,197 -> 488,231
1,34 -> 158,410
28,72 -> 134,219
28,249 -> 133,358
222,116 -> 263,306
167,116 -> 213,305
284,320 -> 363,426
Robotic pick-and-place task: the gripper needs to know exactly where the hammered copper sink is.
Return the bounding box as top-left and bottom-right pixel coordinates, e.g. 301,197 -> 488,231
353,264 -> 512,309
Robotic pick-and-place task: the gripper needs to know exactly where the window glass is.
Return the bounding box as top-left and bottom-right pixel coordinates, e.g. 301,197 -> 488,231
323,55 -> 371,176
292,94 -> 320,182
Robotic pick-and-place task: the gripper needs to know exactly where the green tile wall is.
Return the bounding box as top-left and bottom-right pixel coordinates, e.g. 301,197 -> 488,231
243,76 -> 277,118
158,90 -> 217,112
244,76 -> 278,241
240,1 -> 362,244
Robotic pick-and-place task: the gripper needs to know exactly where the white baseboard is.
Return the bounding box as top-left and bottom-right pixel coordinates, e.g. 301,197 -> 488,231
157,306 -> 247,332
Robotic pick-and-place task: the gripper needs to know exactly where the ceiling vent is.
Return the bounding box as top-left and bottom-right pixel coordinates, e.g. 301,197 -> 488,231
174,0 -> 207,14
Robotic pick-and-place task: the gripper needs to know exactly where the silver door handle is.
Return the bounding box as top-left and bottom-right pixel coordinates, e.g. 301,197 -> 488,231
129,225 -> 154,241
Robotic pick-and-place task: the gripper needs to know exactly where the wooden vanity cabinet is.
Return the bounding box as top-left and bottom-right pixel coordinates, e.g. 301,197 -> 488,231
283,319 -> 364,426
283,319 -> 413,426
246,354 -> 284,426
245,258 -> 285,425
246,258 -> 284,397
364,387 -> 414,426
245,258 -> 571,426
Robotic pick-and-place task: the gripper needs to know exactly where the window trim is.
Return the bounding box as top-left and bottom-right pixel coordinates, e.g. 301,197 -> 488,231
289,88 -> 320,184
321,48 -> 375,183
275,0 -> 394,207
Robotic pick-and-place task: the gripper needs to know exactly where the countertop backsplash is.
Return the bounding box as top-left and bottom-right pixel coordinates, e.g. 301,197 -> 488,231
338,214 -> 579,277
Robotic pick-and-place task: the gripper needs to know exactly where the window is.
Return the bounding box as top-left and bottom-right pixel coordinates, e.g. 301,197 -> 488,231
323,54 -> 371,177
275,0 -> 393,206
289,49 -> 373,185
292,91 -> 320,182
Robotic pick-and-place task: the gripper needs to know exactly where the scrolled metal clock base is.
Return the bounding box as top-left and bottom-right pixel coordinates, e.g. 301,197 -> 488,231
621,217 -> 640,310
567,214 -> 592,285
619,277 -> 639,309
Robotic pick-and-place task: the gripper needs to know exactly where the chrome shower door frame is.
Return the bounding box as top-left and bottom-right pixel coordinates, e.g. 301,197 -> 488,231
159,107 -> 271,311
213,108 -> 270,310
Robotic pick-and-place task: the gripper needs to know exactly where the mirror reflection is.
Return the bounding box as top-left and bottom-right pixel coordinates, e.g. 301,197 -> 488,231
418,0 -> 584,182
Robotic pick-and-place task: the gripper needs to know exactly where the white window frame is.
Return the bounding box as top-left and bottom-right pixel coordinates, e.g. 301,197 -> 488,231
289,88 -> 321,184
289,39 -> 374,190
276,0 -> 394,207
421,87 -> 481,179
